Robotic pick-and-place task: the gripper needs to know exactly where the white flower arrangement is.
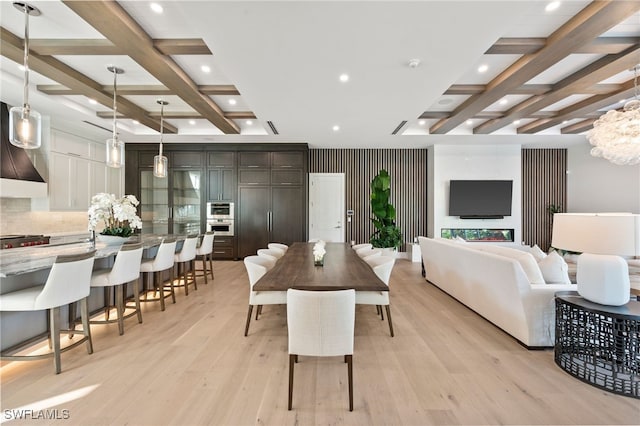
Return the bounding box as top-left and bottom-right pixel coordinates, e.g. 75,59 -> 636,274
313,241 -> 326,261
88,193 -> 142,237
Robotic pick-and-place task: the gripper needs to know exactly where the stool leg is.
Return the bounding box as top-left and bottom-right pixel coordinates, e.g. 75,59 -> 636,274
104,287 -> 112,321
115,284 -> 125,335
50,307 -> 61,374
182,263 -> 189,296
202,255 -> 208,285
209,254 -> 214,280
169,268 -> 176,304
80,297 -> 93,354
191,259 -> 197,291
133,278 -> 143,324
156,272 -> 165,311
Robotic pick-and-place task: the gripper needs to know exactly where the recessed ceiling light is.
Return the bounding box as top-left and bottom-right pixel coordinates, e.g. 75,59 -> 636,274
339,73 -> 349,83
418,120 -> 426,126
513,120 -> 521,125
245,120 -> 253,125
150,2 -> 163,14
545,1 -> 560,12
189,120 -> 196,125
132,120 -> 140,125
477,64 -> 489,73
201,65 -> 211,73
88,99 -> 97,105
228,99 -> 237,105
332,125 -> 340,132
499,99 -> 508,105
466,119 -> 473,125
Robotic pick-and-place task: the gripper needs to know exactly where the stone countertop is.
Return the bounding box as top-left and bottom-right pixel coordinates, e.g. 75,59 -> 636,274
0,234 -> 186,278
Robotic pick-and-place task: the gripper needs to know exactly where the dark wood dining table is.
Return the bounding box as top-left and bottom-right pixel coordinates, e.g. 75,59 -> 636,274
253,242 -> 388,292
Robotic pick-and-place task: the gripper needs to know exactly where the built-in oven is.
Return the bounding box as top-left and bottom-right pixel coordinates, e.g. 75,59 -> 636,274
207,201 -> 234,219
207,219 -> 234,236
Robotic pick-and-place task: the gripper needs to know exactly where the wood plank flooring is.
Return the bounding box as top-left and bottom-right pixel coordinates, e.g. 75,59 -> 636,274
1,260 -> 638,425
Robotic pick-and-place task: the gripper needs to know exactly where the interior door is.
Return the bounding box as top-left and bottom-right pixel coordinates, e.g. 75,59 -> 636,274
309,173 -> 345,242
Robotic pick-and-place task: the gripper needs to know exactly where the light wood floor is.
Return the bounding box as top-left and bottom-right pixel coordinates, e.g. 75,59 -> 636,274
1,260 -> 638,425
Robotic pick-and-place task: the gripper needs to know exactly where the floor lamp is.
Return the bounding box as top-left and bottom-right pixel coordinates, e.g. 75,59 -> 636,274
551,213 -> 639,306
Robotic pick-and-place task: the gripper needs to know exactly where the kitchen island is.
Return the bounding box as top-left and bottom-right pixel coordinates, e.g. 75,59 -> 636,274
0,234 -> 187,352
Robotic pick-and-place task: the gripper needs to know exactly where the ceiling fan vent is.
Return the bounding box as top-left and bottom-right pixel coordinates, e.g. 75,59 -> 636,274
266,120 -> 279,135
391,121 -> 407,135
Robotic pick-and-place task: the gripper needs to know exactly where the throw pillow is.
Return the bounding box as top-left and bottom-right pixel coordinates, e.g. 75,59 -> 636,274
529,244 -> 547,262
538,251 -> 571,284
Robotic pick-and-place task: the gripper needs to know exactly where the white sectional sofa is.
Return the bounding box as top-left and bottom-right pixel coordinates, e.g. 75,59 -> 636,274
418,237 -> 575,348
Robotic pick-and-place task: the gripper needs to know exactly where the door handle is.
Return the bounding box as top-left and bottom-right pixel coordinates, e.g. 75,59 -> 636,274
334,226 -> 341,229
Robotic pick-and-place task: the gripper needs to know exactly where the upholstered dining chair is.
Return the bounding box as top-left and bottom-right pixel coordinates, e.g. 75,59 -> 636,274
268,242 -> 288,253
257,248 -> 284,261
195,232 -> 215,284
174,235 -> 199,296
356,247 -> 382,259
0,250 -> 96,374
243,255 -> 286,336
90,242 -> 144,335
139,237 -> 177,311
358,255 -> 396,337
287,288 -> 356,411
352,243 -> 372,251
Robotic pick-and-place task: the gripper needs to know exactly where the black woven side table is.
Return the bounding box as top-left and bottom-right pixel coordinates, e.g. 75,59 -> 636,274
555,291 -> 640,398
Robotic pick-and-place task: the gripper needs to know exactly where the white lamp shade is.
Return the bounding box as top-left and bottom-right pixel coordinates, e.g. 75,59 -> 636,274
153,155 -> 167,178
106,137 -> 125,168
9,106 -> 41,149
552,213 -> 640,256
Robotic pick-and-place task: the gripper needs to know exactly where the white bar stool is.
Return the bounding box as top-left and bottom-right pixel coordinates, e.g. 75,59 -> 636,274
0,251 -> 96,374
140,238 -> 177,311
195,232 -> 215,284
174,235 -> 198,295
90,242 -> 144,335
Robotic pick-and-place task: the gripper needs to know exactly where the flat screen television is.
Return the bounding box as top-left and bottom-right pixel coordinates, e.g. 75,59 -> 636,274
448,180 -> 513,219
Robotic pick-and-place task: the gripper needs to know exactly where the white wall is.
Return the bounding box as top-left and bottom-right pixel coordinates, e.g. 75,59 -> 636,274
430,144 -> 522,244
567,143 -> 640,213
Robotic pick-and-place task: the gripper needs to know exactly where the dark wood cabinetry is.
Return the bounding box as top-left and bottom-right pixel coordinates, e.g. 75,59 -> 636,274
126,144 -> 308,260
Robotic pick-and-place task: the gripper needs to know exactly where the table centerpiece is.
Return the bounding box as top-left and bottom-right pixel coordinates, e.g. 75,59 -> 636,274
88,193 -> 142,244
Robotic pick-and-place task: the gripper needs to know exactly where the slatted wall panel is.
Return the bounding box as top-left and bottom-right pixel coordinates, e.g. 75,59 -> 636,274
522,149 -> 567,251
309,149 -> 428,251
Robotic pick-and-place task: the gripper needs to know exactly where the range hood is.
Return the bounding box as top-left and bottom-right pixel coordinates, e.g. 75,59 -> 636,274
0,102 -> 47,198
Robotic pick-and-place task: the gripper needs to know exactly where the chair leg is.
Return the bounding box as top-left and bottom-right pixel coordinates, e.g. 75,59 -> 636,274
156,272 -> 165,311
256,305 -> 263,320
385,305 -> 394,337
191,260 -> 197,291
202,256 -> 208,285
80,298 -> 93,355
170,268 -> 176,303
50,307 -> 61,374
288,354 -> 295,410
346,354 -> 353,411
209,254 -> 214,280
133,278 -> 143,324
244,305 -> 253,336
115,284 -> 125,336
380,305 -> 384,321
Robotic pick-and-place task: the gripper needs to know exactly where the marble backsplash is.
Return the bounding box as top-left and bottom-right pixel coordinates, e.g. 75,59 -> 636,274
0,198 -> 88,236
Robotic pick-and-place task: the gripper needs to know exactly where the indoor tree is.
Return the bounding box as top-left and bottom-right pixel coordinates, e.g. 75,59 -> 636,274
370,169 -> 402,249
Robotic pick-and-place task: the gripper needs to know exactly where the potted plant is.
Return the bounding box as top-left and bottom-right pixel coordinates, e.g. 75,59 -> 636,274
88,193 -> 142,244
370,169 -> 402,253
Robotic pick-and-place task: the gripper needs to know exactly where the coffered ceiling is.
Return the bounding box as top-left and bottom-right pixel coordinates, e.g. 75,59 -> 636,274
0,1 -> 639,148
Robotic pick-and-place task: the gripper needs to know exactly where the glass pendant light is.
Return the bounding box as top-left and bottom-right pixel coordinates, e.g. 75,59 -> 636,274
106,66 -> 125,168
9,2 -> 42,149
153,100 -> 169,178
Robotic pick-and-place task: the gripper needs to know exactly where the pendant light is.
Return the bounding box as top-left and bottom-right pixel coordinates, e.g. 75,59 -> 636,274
106,65 -> 125,168
153,100 -> 169,178
9,2 -> 42,149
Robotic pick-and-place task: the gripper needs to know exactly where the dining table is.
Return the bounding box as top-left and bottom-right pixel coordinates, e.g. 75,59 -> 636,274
253,242 -> 388,292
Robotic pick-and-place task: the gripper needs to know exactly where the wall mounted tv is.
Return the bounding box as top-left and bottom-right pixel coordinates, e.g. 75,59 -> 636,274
448,180 -> 513,219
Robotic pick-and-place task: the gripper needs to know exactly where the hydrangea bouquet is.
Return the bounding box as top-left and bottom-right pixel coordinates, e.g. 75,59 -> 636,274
88,193 -> 142,237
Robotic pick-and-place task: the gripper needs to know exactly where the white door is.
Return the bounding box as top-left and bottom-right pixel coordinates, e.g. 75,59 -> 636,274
309,173 -> 345,242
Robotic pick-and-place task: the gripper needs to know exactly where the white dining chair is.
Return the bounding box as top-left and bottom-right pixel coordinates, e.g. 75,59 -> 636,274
352,243 -> 372,251
140,237 -> 177,311
257,248 -> 284,261
174,235 -> 199,295
268,242 -> 288,253
90,242 -> 144,335
357,255 -> 396,337
0,250 -> 96,374
195,232 -> 215,284
287,288 -> 356,411
243,255 -> 286,336
356,247 -> 382,259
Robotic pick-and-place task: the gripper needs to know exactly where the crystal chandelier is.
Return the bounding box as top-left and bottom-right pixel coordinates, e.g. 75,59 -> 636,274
9,2 -> 42,149
106,66 -> 125,168
586,65 -> 640,166
153,100 -> 168,178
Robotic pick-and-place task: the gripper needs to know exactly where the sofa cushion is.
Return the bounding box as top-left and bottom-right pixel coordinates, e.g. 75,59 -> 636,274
529,244 -> 547,262
538,251 -> 571,284
472,245 -> 546,285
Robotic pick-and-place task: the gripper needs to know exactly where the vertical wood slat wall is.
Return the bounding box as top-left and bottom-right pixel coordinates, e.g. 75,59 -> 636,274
309,149 -> 428,251
522,149 -> 567,251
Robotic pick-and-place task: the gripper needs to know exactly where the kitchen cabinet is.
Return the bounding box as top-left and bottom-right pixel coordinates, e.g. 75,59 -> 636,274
212,235 -> 236,259
49,152 -> 90,210
207,169 -> 236,201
